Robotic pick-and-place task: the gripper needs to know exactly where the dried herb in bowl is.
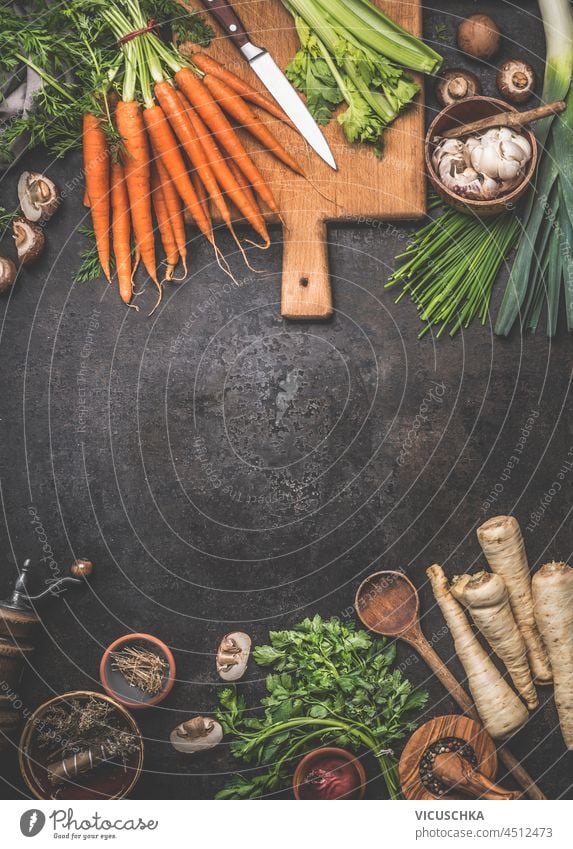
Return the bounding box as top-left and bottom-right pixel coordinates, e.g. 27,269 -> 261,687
37,696 -> 139,787
111,644 -> 168,696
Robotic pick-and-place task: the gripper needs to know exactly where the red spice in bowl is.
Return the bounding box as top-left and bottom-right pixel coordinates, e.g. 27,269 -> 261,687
293,747 -> 366,800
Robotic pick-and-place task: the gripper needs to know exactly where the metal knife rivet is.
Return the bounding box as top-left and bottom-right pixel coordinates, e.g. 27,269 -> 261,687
229,24 -> 237,31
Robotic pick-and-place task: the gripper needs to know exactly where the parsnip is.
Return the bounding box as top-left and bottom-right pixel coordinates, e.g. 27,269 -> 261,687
532,561 -> 573,749
477,515 -> 552,684
427,564 -> 528,739
451,571 -> 538,710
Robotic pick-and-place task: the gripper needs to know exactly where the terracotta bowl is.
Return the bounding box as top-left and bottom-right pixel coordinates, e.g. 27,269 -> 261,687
100,633 -> 176,709
293,747 -> 367,800
425,96 -> 537,217
19,691 -> 143,800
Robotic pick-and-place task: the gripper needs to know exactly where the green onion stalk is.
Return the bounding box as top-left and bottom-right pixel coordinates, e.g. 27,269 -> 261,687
386,206 -> 520,338
495,0 -> 573,336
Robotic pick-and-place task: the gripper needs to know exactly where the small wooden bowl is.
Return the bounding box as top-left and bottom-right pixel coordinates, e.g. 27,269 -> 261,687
19,691 -> 143,800
100,633 -> 176,709
399,715 -> 497,800
426,96 -> 537,217
293,747 -> 367,800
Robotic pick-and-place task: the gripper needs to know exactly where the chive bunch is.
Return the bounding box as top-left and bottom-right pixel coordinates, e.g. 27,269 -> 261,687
386,208 -> 520,338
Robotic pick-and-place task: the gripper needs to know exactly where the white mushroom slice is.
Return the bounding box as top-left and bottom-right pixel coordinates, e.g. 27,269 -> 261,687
170,716 -> 223,754
216,631 -> 251,681
18,172 -> 60,222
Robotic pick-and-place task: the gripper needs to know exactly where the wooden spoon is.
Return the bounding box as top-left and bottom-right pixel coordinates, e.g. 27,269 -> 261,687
441,100 -> 565,139
354,571 -> 545,800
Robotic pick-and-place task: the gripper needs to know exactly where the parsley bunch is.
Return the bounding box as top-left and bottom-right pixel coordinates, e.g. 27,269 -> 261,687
215,615 -> 428,799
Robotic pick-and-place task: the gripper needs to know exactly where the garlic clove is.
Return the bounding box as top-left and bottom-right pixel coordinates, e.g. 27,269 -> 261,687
509,135 -> 532,160
480,177 -> 502,199
498,159 -> 522,181
500,140 -> 527,165
476,146 -> 503,179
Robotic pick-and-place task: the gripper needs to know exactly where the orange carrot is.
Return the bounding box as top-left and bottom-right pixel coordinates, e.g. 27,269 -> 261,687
228,158 -> 259,216
83,112 -> 111,282
142,103 -> 213,241
174,68 -> 280,215
153,81 -> 234,232
191,170 -> 210,223
151,164 -> 178,281
155,159 -> 187,273
181,94 -> 269,242
115,100 -> 158,286
203,75 -> 304,175
191,53 -> 294,127
110,160 -> 133,304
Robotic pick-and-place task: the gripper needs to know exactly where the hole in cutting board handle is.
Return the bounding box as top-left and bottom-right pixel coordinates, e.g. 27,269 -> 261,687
299,277 -> 309,288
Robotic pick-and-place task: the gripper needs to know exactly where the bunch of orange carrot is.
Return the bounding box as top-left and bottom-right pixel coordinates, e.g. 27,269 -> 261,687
83,1 -> 303,310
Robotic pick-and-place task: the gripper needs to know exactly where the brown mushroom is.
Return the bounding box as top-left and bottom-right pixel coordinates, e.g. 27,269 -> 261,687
13,218 -> 45,265
435,69 -> 482,106
457,14 -> 501,61
0,256 -> 17,294
497,59 -> 536,103
18,171 -> 60,223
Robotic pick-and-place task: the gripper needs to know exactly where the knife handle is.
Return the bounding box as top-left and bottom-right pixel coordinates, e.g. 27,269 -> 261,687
198,0 -> 250,49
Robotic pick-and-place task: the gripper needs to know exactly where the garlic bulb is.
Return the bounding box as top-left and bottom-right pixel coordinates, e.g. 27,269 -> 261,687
433,127 -> 532,200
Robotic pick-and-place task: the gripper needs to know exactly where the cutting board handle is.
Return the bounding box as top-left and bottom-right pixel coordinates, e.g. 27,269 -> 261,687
281,217 -> 332,320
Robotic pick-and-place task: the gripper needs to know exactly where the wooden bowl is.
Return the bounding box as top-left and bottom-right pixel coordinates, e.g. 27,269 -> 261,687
425,96 -> 537,217
100,633 -> 176,709
19,691 -> 143,800
293,747 -> 367,800
399,715 -> 497,800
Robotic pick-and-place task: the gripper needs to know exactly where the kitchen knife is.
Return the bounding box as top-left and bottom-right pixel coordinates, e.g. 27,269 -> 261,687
197,0 -> 337,169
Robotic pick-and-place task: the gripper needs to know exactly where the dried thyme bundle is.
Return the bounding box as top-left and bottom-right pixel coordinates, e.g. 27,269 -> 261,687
111,645 -> 167,695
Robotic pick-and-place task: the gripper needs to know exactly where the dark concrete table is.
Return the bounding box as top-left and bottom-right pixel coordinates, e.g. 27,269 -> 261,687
0,0 -> 571,800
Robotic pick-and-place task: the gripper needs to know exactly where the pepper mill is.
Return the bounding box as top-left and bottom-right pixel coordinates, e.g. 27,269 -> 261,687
0,558 -> 92,750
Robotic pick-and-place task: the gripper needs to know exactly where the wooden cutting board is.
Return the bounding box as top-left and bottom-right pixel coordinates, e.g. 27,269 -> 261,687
185,0 -> 426,318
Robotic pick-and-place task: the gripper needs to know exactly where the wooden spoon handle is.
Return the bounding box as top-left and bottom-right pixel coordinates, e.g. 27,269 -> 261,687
497,748 -> 546,801
408,629 -> 477,717
441,100 -> 566,139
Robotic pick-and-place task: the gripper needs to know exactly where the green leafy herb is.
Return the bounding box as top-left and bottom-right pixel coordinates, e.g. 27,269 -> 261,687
150,1 -> 214,46
215,614 -> 428,800
282,0 -> 441,149
433,23 -> 448,42
74,225 -> 110,284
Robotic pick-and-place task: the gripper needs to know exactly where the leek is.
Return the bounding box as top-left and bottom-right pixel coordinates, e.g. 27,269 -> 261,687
495,0 -> 573,336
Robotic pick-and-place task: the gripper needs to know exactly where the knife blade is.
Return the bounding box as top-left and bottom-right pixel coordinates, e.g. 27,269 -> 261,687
197,0 -> 337,170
